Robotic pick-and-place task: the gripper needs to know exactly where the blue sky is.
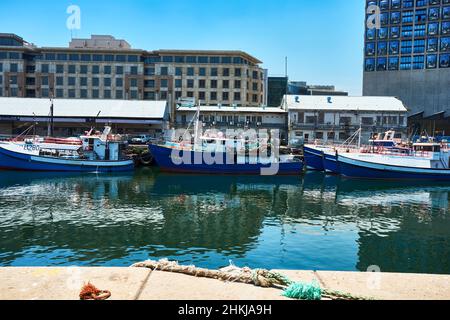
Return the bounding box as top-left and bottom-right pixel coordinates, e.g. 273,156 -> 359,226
1,0 -> 365,95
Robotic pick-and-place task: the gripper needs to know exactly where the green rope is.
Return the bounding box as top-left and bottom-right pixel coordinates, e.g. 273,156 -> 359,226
282,281 -> 322,300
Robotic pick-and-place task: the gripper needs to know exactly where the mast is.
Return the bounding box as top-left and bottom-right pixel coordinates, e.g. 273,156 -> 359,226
193,102 -> 201,150
48,94 -> 54,137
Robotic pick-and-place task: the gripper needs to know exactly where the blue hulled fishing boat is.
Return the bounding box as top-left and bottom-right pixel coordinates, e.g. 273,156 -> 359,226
149,105 -> 303,175
0,127 -> 134,172
337,142 -> 450,180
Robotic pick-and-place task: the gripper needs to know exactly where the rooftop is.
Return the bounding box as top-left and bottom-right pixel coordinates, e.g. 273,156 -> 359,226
0,98 -> 168,119
282,95 -> 408,112
177,105 -> 285,113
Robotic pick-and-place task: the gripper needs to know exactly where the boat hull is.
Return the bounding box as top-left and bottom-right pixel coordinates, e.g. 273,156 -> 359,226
149,144 -> 303,175
303,145 -> 325,171
338,154 -> 450,180
0,146 -> 134,172
323,151 -> 340,174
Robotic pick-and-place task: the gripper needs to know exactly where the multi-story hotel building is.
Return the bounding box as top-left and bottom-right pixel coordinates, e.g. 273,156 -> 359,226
363,0 -> 450,133
0,34 -> 267,121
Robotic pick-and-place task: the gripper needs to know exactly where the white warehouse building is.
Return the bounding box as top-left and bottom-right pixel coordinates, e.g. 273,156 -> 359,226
282,95 -> 409,144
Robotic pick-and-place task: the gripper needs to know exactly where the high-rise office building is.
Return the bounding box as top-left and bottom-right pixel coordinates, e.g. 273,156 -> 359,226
363,0 -> 450,132
0,34 -> 267,121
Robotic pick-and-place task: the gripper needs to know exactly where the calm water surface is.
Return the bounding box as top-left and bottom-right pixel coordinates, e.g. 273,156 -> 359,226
0,169 -> 449,274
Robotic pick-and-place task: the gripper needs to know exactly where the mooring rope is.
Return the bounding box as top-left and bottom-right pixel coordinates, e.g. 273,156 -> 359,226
131,259 -> 370,301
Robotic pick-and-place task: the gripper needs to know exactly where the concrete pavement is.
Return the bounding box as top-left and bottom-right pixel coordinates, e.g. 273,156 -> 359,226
0,267 -> 449,300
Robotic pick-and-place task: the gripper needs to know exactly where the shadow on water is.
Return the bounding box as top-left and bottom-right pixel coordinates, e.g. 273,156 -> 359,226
0,169 -> 449,273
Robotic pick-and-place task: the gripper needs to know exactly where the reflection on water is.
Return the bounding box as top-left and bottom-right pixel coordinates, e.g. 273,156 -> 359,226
0,169 -> 449,274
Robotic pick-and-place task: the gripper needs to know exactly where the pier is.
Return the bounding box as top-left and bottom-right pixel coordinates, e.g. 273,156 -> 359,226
0,267 -> 449,300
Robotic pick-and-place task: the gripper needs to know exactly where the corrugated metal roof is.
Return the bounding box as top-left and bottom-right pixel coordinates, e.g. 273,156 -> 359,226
176,106 -> 285,113
282,95 -> 408,112
0,98 -> 168,119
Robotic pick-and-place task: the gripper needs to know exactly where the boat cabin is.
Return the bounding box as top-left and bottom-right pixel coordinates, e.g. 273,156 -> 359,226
80,126 -> 125,161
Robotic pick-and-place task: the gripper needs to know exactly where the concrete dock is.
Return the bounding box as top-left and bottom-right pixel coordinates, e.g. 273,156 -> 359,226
0,267 -> 449,300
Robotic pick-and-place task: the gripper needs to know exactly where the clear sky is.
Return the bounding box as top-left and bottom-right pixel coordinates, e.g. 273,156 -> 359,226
0,0 -> 365,95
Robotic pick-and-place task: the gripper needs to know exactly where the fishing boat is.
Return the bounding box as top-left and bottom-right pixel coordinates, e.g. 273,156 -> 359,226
149,105 -> 303,175
337,142 -> 450,180
0,126 -> 134,172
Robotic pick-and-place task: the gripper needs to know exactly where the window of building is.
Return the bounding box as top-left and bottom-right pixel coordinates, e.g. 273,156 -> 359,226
130,78 -> 138,87
378,28 -> 388,40
210,57 -> 220,64
414,24 -> 426,38
186,56 -> 197,63
252,82 -> 258,91
116,90 -> 123,99
199,67 -> 206,76
92,65 -> 100,74
428,38 -> 439,52
175,67 -> 183,76
400,56 -> 412,70
57,53 -> 68,61
210,68 -> 218,77
56,65 -> 64,74
365,43 -> 375,56
390,27 -> 400,38
144,91 -> 156,100
68,89 -> 76,98
414,39 -> 426,53
198,56 -> 208,64
440,54 -> 450,68
104,65 -> 111,74
378,42 -> 387,55
444,6 -> 450,19
388,57 -> 399,70
428,23 -> 439,36
69,54 -> 79,61
162,56 -> 174,63
389,41 -> 399,54
104,90 -> 111,99
116,66 -> 124,74
104,78 -> 111,87
429,7 -> 440,21
130,90 -> 138,99
402,25 -> 413,38
160,67 -> 168,76
187,79 -> 194,88
401,40 -> 413,54
427,54 -> 437,68
210,92 -> 217,101
68,65 -> 76,74
80,77 -> 87,86
199,79 -> 206,88
56,89 -> 64,98
10,63 -> 18,73
41,88 -> 49,98
68,77 -> 76,86
56,76 -> 63,86
377,57 -> 387,71
187,67 -> 194,76
234,92 -> 241,101
93,54 -> 103,62
223,80 -> 229,89
235,68 -> 242,77
40,76 -> 48,86
79,65 -> 87,74
92,77 -> 99,87
160,91 -> 168,100
222,92 -> 229,101
0,75 -> 2,85
80,89 -> 87,98
415,9 -> 427,23
81,54 -> 91,62
115,55 -> 126,62
41,64 -> 49,73
391,12 -> 401,24
367,28 -> 376,40
92,89 -> 99,99
413,55 -> 425,69
160,79 -> 168,88
144,67 -> 155,76
116,77 -> 123,87
234,80 -> 241,88
211,80 -> 217,88
130,66 -> 138,75
144,79 -> 155,88
44,53 -> 56,61
443,22 -> 450,35
441,38 -> 450,52
175,79 -> 182,88
223,68 -> 230,77
402,11 -> 414,23
128,55 -> 139,63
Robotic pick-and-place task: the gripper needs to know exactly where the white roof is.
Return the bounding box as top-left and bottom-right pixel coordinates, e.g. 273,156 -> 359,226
282,95 -> 408,112
177,105 -> 286,113
0,98 -> 168,119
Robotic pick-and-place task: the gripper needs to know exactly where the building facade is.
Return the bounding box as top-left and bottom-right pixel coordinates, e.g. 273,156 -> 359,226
0,34 -> 267,122
175,106 -> 288,141
284,95 -> 409,144
363,0 -> 450,132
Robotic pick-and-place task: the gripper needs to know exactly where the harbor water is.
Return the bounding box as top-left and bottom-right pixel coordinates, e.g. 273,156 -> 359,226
0,169 -> 449,274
